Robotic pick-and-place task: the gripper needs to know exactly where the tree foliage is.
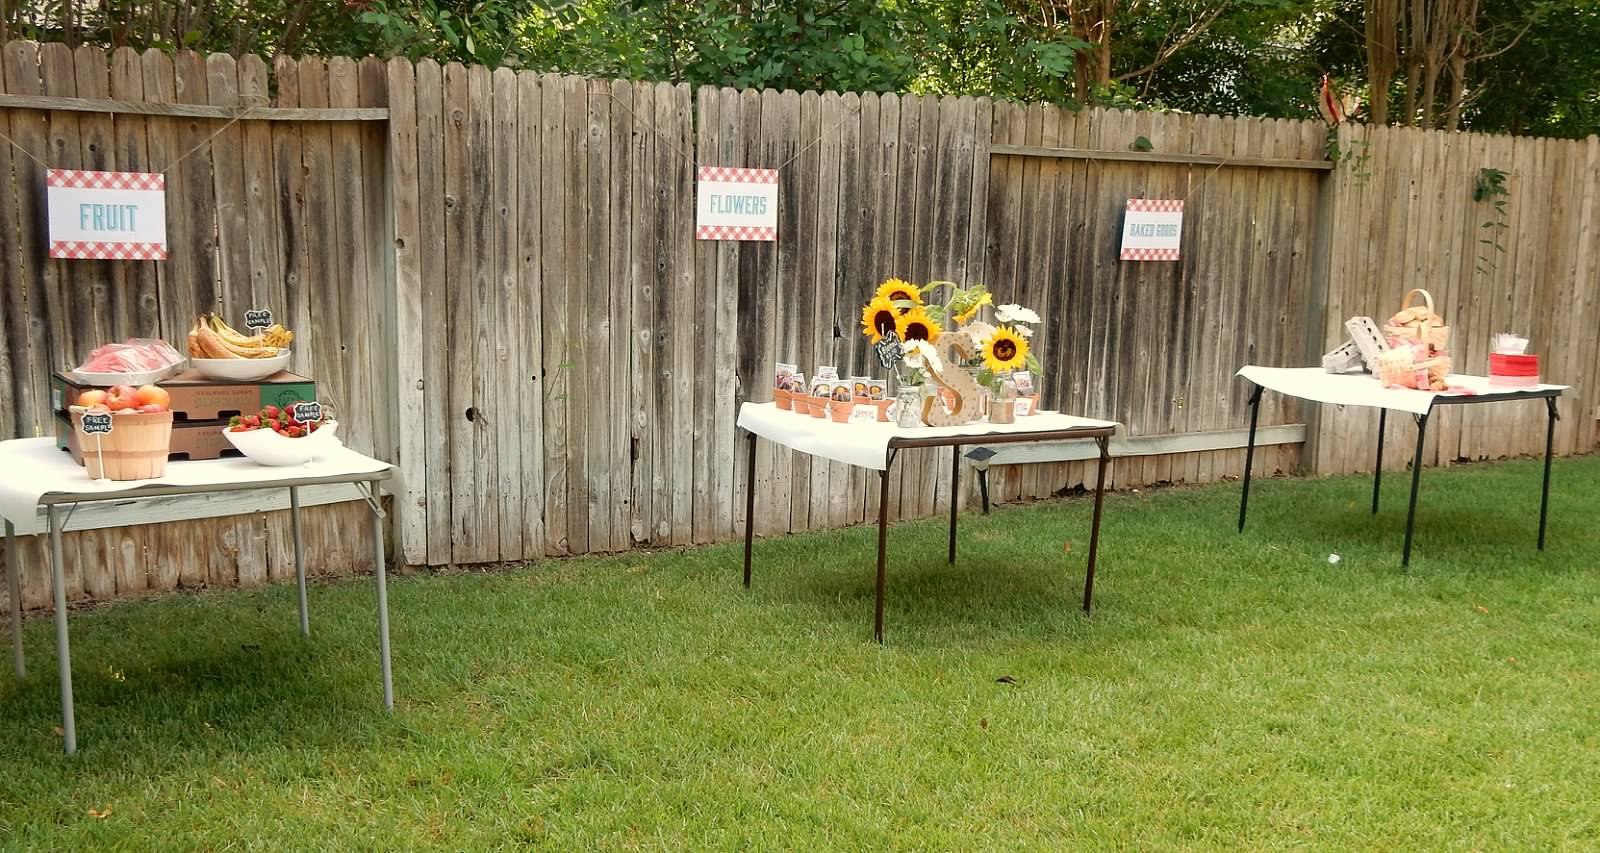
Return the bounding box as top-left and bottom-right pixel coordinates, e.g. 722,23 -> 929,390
9,0 -> 1598,138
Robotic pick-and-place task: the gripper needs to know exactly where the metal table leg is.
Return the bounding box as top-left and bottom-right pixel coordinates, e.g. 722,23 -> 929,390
1372,408 -> 1386,514
1539,397 -> 1557,550
947,446 -> 959,565
367,487 -> 393,710
1237,383 -> 1264,532
6,518 -> 22,678
1402,412 -> 1430,567
1083,436 -> 1109,613
48,507 -> 76,755
742,432 -> 757,588
978,467 -> 991,515
291,486 -> 309,637
874,459 -> 893,644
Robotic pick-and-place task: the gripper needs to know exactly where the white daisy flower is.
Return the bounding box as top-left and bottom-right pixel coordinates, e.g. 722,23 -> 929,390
994,303 -> 1041,325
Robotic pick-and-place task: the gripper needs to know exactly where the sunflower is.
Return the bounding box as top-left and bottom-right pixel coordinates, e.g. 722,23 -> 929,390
954,291 -> 993,325
896,306 -> 942,343
874,278 -> 924,312
982,326 -> 1029,373
859,296 -> 900,343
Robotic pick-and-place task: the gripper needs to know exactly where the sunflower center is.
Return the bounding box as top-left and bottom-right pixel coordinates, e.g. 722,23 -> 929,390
905,322 -> 930,341
889,290 -> 911,302
873,311 -> 897,335
994,340 -> 1016,360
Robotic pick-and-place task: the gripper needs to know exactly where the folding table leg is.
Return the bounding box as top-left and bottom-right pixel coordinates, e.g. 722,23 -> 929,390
947,446 -> 959,565
1539,396 -> 1557,550
6,518 -> 22,678
1237,383 -> 1264,532
874,463 -> 892,644
978,468 -> 991,515
1084,436 -> 1109,613
1402,412 -> 1430,567
742,432 -> 757,588
48,507 -> 76,755
368,491 -> 393,711
290,487 -> 309,637
1372,408 -> 1386,514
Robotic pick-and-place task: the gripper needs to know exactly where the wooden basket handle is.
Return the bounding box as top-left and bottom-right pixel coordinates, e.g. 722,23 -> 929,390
1398,288 -> 1435,316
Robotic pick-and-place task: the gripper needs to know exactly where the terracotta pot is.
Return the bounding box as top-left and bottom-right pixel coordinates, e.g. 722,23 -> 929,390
1019,394 -> 1041,416
875,399 -> 893,422
774,387 -> 793,411
828,399 -> 854,423
807,397 -> 828,418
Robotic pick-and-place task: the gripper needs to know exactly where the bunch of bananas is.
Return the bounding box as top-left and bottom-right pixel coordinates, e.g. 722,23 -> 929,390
188,313 -> 295,360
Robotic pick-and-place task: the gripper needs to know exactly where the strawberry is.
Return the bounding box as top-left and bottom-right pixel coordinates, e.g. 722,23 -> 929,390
263,405 -> 280,420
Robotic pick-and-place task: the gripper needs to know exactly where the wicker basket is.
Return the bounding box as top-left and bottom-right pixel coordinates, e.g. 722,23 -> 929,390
1376,346 -> 1451,391
71,409 -> 174,481
1382,288 -> 1450,351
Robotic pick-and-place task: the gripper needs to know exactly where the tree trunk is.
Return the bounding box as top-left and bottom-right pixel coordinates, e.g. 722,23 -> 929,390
1445,53 -> 1467,130
1420,63 -> 1440,129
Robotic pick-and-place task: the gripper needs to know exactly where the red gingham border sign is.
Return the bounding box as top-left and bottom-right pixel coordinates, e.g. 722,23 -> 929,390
46,169 -> 166,191
696,166 -> 778,184
696,225 -> 778,240
1119,198 -> 1183,262
696,166 -> 779,242
46,169 -> 168,260
1125,197 -> 1183,214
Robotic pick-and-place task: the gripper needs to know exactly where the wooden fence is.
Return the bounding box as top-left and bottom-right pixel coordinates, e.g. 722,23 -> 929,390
3,41 -> 1598,609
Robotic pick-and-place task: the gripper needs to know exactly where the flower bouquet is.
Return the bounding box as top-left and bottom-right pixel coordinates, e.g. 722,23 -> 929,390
859,277 -> 1043,426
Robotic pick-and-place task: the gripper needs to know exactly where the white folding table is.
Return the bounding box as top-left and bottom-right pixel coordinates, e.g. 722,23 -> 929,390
0,438 -> 395,755
737,403 -> 1119,642
1235,367 -> 1566,565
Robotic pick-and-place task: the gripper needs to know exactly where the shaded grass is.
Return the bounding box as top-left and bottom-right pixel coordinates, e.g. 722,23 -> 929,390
2,455 -> 1598,850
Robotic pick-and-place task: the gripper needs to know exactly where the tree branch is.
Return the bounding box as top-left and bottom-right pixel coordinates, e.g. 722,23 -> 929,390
1112,4 -> 1225,83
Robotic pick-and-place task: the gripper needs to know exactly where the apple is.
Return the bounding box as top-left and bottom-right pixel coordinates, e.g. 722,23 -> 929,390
76,389 -> 108,408
105,385 -> 138,412
134,384 -> 171,411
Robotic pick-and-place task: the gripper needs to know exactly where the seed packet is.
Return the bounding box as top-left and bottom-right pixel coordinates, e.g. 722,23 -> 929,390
815,365 -> 839,381
1011,370 -> 1035,395
775,362 -> 798,390
866,378 -> 887,400
850,376 -> 871,399
810,377 -> 834,398
830,384 -> 853,403
785,372 -> 807,394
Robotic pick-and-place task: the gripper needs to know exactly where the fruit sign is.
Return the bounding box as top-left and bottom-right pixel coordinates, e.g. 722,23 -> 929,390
695,166 -> 778,241
244,309 -> 273,330
1119,198 -> 1183,261
46,169 -> 169,260
291,401 -> 323,423
79,413 -> 114,435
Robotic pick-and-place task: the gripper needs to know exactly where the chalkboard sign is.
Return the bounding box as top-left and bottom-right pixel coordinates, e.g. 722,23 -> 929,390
874,330 -> 904,370
291,401 -> 323,423
244,308 -> 273,330
80,412 -> 114,435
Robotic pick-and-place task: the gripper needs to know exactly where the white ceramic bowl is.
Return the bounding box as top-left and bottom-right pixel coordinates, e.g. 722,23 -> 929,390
223,420 -> 339,466
191,350 -> 292,382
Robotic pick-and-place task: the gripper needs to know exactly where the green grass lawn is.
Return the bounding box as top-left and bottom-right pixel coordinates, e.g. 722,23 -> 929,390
3,455 -> 1598,850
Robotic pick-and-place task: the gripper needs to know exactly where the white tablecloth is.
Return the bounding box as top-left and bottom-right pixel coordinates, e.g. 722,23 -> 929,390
1237,366 -> 1567,416
0,437 -> 392,527
737,402 -> 1118,470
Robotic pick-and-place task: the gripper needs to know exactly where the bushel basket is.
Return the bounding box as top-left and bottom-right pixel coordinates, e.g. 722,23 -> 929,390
70,409 -> 174,481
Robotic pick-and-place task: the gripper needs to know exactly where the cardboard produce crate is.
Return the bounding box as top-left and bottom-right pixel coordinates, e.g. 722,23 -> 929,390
51,370 -> 316,423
